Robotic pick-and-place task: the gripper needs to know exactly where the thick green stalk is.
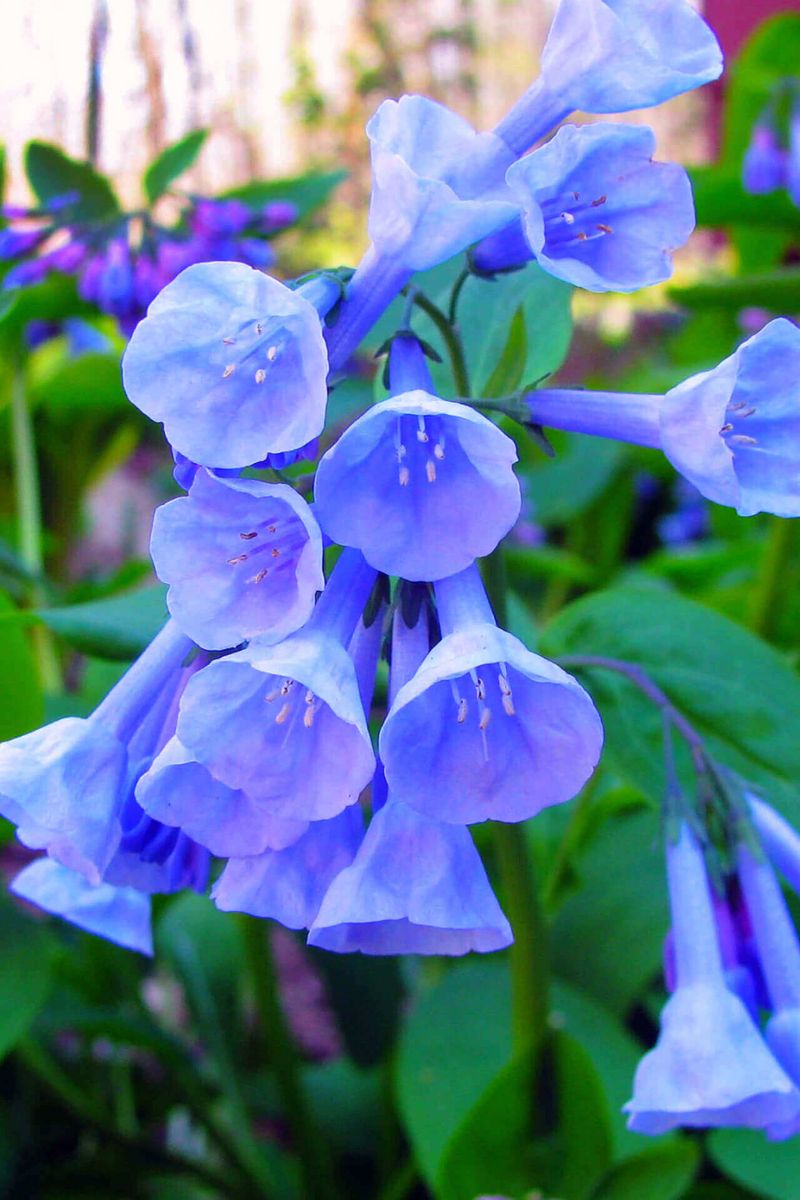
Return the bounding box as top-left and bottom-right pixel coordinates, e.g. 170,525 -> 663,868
749,516 -> 795,640
240,918 -> 337,1200
10,365 -> 60,692
411,292 -> 471,396
483,548 -> 550,1052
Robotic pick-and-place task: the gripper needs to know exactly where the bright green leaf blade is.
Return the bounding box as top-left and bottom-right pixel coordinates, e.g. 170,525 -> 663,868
590,1142 -> 699,1200
710,1128 -> 800,1200
0,591 -> 43,738
0,895 -> 53,1059
395,960 -> 513,1187
224,170 -> 346,221
523,431 -> 625,527
689,167 -> 800,234
37,584 -> 168,660
436,1030 -> 613,1200
143,129 -> 208,204
670,269 -> 800,314
24,140 -> 119,221
551,809 -> 667,1016
540,587 -> 800,813
29,351 -> 128,416
0,275 -> 91,347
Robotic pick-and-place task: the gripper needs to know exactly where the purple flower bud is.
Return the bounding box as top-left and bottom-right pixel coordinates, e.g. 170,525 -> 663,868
191,197 -> 253,237
0,227 -> 47,261
743,124 -> 787,195
262,200 -> 298,230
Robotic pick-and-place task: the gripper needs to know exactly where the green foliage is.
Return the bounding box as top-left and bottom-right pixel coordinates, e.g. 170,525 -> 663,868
37,584 -> 168,660
24,141 -> 120,221
710,1129 -> 800,1200
0,590 -> 43,737
0,892 -> 54,1059
225,169 -> 347,221
143,130 -> 209,204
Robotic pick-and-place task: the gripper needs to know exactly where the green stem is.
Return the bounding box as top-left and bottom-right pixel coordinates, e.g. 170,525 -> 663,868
18,1037 -> 247,1198
749,516 -> 795,640
241,918 -> 337,1200
483,546 -> 550,1052
493,823 -> 550,1053
411,292 -> 471,396
10,364 -> 60,692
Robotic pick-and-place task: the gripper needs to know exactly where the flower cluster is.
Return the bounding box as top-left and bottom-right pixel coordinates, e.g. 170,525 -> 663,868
742,80 -> 800,206
626,802 -> 800,1138
0,190 -> 297,336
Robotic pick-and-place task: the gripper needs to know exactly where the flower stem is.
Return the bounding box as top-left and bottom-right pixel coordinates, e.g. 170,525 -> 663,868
483,546 -> 550,1051
748,516 -> 795,640
240,918 -> 338,1200
10,363 -> 60,693
411,292 -> 471,396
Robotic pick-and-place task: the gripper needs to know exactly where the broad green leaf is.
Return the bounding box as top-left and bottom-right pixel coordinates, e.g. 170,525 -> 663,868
710,1128 -> 800,1200
590,1143 -> 698,1200
551,809 -> 666,1016
29,351 -> 128,416
0,275 -> 90,346
0,894 -> 53,1059
0,591 -> 43,738
143,130 -> 208,204
304,1060 -> 380,1156
37,583 -> 168,660
437,1031 -> 613,1200
670,269 -> 800,314
540,587 -> 800,814
224,169 -> 346,221
522,431 -> 625,527
24,141 -> 119,221
689,167 -> 800,234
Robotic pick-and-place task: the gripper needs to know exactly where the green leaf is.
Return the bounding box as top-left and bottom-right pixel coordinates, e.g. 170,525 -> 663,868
0,893 -> 53,1059
24,141 -> 119,221
669,269 -> 800,314
0,591 -> 43,738
522,431 -> 625,527
437,1031 -> 613,1200
143,130 -> 209,204
304,1060 -> 380,1157
689,167 -> 800,234
29,351 -> 128,417
37,583 -> 168,660
308,947 -> 404,1069
710,1128 -> 800,1200
224,169 -> 346,221
540,587 -> 800,813
590,1143 -> 699,1200
0,274 -> 91,346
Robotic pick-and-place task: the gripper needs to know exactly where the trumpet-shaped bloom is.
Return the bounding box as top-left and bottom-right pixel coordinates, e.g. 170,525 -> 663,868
660,318 -> 800,518
625,824 -> 800,1134
475,123 -> 694,293
750,797 -> 800,897
380,564 -> 602,824
150,469 -> 324,651
122,263 -> 339,468
0,621 -> 191,883
308,798 -> 513,955
175,550 -> 377,822
524,320 -> 800,518
494,0 -> 722,156
367,96 -> 518,272
213,808 -> 365,929
12,858 -> 153,955
136,737 -> 308,857
314,392 -> 520,582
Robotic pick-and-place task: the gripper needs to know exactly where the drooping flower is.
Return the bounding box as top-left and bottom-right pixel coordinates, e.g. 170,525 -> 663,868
624,823 -> 800,1135
174,549 -> 377,823
314,336 -> 521,582
366,95 -> 518,272
0,621 -> 192,883
309,605 -> 513,954
493,0 -> 723,157
12,858 -> 153,955
473,123 -> 694,293
122,263 -> 340,468
524,319 -> 800,518
380,563 -> 602,824
750,797 -> 800,896
743,123 -> 787,195
788,98 -> 800,208
150,468 -> 324,651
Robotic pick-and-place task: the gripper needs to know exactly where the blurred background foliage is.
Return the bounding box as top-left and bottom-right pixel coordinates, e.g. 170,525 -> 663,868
0,4 -> 800,1199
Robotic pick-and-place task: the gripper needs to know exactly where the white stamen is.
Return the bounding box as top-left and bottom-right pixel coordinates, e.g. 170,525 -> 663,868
479,706 -> 491,731
303,704 -> 315,728
271,547 -> 281,558
223,364 -> 236,379
501,692 -> 516,717
280,679 -> 294,695
399,465 -> 410,486
240,531 -> 258,540
305,689 -> 315,705
434,441 -> 445,460
560,211 -> 575,225
457,697 -> 468,724
426,460 -> 437,483
255,369 -> 266,384
227,553 -> 248,565
275,702 -> 291,724
223,337 -> 236,345
248,568 -> 269,584
267,345 -> 278,362
417,416 -> 429,443
256,322 -> 263,335
730,434 -> 758,446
